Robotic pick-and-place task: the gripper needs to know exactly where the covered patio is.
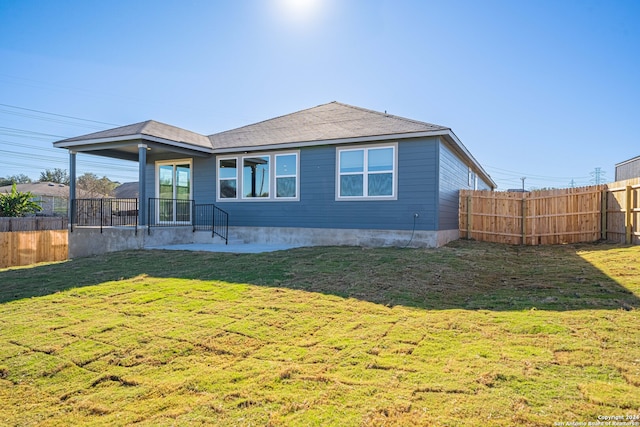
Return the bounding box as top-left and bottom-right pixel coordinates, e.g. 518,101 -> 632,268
53,120 -> 214,227
53,121 -> 230,257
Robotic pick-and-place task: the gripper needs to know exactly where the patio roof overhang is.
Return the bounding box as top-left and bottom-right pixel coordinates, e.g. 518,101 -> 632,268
53,134 -> 214,161
53,126 -> 214,227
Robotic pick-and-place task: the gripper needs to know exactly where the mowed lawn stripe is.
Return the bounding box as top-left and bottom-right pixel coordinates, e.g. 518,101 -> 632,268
0,241 -> 639,426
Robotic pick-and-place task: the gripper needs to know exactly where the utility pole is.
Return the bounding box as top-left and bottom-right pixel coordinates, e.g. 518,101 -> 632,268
569,179 -> 576,188
521,177 -> 526,192
590,167 -> 606,185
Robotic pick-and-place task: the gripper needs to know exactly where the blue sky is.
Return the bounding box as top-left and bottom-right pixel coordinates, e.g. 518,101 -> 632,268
1,0 -> 638,189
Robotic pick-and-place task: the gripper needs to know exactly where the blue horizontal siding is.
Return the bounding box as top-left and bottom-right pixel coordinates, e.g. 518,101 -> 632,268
211,138 -> 440,231
438,142 -> 471,230
142,136 -> 486,233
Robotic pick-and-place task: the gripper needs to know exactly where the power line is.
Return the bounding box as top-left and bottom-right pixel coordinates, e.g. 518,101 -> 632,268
0,148 -> 137,173
0,103 -> 121,127
485,164 -> 591,181
0,109 -> 108,130
0,126 -> 69,139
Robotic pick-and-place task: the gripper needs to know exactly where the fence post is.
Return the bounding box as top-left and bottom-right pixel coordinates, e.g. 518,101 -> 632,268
192,200 -> 196,233
466,195 -> 472,240
624,185 -> 633,245
70,199 -> 74,233
600,189 -> 608,241
521,197 -> 527,245
134,198 -> 138,236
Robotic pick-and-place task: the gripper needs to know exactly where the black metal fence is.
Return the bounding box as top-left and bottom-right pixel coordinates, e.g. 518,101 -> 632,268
71,198 -> 138,233
0,216 -> 68,232
147,198 -> 193,229
148,198 -> 228,244
71,198 -> 228,244
194,203 -> 229,244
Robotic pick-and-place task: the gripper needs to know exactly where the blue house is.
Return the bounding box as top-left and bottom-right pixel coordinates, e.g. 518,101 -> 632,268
54,102 -> 495,255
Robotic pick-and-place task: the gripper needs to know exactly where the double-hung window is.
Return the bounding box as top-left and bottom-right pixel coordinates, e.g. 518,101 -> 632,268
217,151 -> 299,201
275,153 -> 297,198
219,158 -> 238,199
337,144 -> 396,199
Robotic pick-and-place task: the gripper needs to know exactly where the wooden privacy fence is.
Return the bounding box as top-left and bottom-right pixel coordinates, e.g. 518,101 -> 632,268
460,177 -> 640,245
0,217 -> 69,268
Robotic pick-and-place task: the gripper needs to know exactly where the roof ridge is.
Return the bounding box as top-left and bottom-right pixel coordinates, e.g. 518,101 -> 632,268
331,101 -> 450,130
207,101 -> 340,137
140,120 -> 206,136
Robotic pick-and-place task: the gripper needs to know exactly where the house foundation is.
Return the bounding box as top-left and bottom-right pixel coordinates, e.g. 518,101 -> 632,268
68,226 -> 459,258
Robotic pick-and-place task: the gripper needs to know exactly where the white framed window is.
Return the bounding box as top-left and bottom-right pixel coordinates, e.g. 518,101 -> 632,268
216,151 -> 299,201
337,144 -> 397,200
275,153 -> 298,199
242,155 -> 270,199
218,157 -> 238,199
468,167 -> 477,190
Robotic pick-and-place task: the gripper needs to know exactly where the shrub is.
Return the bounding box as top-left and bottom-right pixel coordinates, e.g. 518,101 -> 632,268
0,183 -> 42,217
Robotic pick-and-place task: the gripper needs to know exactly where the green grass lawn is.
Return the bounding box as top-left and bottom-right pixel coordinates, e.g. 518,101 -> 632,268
1,241 -> 639,426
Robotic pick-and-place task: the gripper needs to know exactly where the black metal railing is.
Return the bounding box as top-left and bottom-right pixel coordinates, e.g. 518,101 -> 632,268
71,198 -> 138,233
70,198 -> 228,244
194,203 -> 229,244
147,199 -> 229,244
147,198 -> 193,232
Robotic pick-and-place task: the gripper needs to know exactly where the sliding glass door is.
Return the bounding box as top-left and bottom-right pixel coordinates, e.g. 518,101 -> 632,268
157,161 -> 192,223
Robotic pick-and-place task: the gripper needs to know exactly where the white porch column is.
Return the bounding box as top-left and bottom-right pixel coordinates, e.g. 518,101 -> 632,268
138,144 -> 147,226
69,150 -> 77,224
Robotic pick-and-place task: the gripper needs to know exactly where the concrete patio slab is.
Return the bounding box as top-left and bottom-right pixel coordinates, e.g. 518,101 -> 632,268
145,243 -> 307,254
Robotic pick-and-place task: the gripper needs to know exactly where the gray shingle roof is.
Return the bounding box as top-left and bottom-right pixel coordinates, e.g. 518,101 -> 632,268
0,182 -> 91,198
58,120 -> 212,150
113,182 -> 139,199
208,101 -> 449,149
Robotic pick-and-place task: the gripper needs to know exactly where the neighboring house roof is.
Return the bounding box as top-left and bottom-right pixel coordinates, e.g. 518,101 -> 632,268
208,101 -> 450,150
0,182 -> 90,198
615,155 -> 640,168
114,182 -> 139,199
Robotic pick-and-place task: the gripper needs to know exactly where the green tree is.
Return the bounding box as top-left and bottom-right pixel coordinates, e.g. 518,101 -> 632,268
11,174 -> 33,184
0,174 -> 33,186
0,183 -> 42,217
77,173 -> 118,197
40,168 -> 70,185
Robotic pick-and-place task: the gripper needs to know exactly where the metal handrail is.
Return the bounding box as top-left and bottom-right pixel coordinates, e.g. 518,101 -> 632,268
193,203 -> 229,244
148,198 -> 195,234
70,198 -> 227,243
213,205 -> 229,244
71,198 -> 138,234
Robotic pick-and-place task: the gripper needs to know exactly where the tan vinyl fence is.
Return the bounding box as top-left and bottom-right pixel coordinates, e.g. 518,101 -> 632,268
460,178 -> 640,245
0,217 -> 69,268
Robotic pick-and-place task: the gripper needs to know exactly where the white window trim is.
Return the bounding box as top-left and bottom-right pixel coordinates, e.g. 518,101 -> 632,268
155,158 -> 193,200
217,156 -> 239,200
274,152 -> 300,200
336,143 -> 398,201
216,151 -> 300,202
241,154 -> 271,200
155,158 -> 193,224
